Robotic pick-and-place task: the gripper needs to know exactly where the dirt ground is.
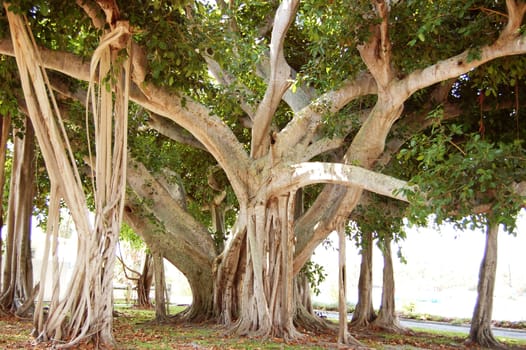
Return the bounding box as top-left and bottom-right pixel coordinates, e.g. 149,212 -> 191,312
1,310 -> 525,350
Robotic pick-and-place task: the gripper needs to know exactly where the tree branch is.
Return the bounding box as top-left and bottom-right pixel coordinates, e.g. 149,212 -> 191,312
255,55 -> 317,113
357,0 -> 394,88
251,0 -> 299,158
270,162 -> 412,202
501,0 -> 526,39
76,0 -> 105,29
274,74 -> 376,162
398,4 -> 526,102
127,159 -> 217,264
0,38 -> 251,203
147,113 -> 207,151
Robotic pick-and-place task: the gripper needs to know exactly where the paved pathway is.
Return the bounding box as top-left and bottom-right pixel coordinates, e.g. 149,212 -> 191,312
400,318 -> 526,341
319,310 -> 526,341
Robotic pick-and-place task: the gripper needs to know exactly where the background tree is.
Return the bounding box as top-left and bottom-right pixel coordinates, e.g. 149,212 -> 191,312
349,221 -> 376,328
368,198 -> 407,333
399,73 -> 526,346
0,118 -> 36,316
117,224 -> 154,308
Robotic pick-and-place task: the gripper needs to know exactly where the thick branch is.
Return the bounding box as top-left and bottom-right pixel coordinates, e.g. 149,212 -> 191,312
94,0 -> 120,27
357,0 -> 394,88
0,38 -> 251,203
271,162 -> 412,202
398,19 -> 526,101
274,74 -> 376,161
502,0 -> 526,39
123,193 -> 214,282
127,159 -> 217,264
76,0 -> 105,29
148,113 -> 207,151
251,0 -> 299,158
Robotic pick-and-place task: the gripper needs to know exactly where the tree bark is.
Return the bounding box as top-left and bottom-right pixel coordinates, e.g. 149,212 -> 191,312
293,272 -> 334,332
228,194 -> 300,340
467,222 -> 502,348
136,253 -> 153,308
214,225 -> 246,325
123,188 -> 216,323
373,233 -> 405,333
152,249 -> 168,322
0,115 -> 11,298
0,119 -> 36,317
338,223 -> 358,345
351,230 -> 376,327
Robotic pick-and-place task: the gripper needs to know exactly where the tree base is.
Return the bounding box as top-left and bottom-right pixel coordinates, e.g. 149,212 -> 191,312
465,330 -> 506,349
170,304 -> 215,324
349,316 -> 376,330
370,316 -> 413,335
294,305 -> 337,333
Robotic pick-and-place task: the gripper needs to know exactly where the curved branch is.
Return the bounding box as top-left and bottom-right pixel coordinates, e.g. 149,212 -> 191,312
251,0 -> 299,158
274,74 -> 376,161
127,159 -> 217,263
0,38 -> 251,203
271,162 -> 412,202
398,32 -> 526,102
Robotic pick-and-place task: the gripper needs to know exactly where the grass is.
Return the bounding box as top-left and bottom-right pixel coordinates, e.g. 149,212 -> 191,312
410,327 -> 526,348
1,306 -> 525,349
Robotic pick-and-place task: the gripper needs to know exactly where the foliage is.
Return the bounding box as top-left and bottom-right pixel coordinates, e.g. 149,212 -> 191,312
293,0 -> 371,91
300,260 -> 326,296
399,117 -> 525,233
119,222 -> 145,251
391,0 -> 505,74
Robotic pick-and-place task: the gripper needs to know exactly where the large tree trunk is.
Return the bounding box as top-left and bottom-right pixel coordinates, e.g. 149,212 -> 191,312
350,230 -> 376,327
229,195 -> 299,339
467,222 -> 502,348
373,233 -> 405,333
136,253 -> 153,308
0,119 -> 36,317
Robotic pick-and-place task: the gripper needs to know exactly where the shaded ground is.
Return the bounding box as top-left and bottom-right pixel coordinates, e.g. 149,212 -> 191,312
1,307 -> 525,349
